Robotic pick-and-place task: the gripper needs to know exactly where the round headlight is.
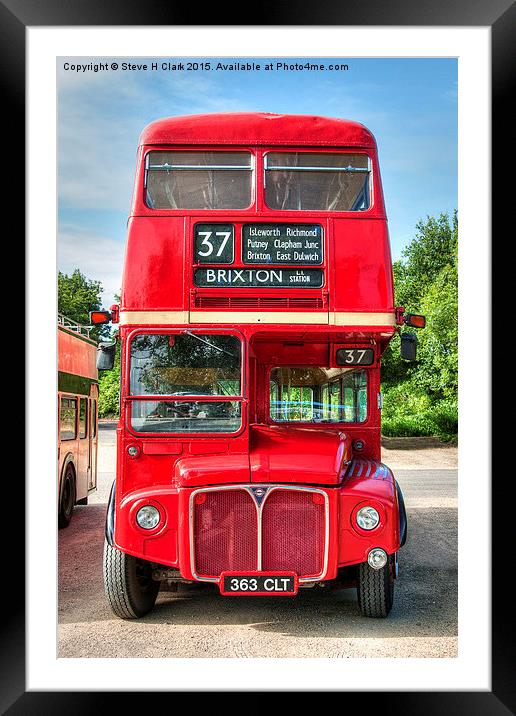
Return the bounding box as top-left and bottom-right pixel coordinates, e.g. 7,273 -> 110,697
136,505 -> 160,530
356,506 -> 380,530
368,548 -> 388,570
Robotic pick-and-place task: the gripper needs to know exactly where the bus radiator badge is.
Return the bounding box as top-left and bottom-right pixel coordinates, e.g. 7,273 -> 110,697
250,487 -> 270,506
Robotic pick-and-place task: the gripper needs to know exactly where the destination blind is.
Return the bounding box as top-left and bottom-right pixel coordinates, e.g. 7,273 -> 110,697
193,223 -> 324,288
242,224 -> 323,265
194,268 -> 324,288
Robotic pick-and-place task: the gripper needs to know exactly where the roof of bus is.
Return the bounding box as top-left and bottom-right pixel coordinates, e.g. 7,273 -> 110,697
139,112 -> 377,149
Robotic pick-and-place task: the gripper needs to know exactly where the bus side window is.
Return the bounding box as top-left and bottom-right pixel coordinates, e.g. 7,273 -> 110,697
329,380 -> 340,420
342,381 -> 355,422
356,371 -> 368,422
91,400 -> 97,438
60,397 -> 77,441
79,398 -> 88,439
342,371 -> 368,422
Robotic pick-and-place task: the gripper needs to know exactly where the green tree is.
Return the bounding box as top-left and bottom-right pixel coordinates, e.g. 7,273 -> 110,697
417,257 -> 458,398
381,211 -> 458,440
58,269 -> 106,340
395,210 -> 458,311
97,290 -> 121,417
98,341 -> 121,418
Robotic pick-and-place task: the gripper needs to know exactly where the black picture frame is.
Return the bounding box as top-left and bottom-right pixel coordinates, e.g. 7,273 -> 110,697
6,0 -> 511,710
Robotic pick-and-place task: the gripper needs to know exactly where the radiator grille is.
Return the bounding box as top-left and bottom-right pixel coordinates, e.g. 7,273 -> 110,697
192,487 -> 326,580
193,490 -> 258,577
261,491 -> 325,576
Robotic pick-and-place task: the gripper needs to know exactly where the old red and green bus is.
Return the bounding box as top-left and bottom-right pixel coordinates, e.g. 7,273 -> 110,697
58,315 -> 99,526
94,112 -> 423,618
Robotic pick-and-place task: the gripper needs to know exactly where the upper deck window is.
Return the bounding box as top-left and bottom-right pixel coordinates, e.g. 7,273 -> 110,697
144,151 -> 252,210
264,153 -> 370,212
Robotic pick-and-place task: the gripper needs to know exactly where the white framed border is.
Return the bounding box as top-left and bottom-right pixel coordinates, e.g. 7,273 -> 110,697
27,26 -> 489,691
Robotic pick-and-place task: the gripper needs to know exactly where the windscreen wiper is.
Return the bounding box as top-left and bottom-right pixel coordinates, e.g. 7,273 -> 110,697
184,331 -> 237,358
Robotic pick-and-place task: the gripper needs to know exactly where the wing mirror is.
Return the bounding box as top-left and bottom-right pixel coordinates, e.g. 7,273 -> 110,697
400,333 -> 418,362
97,340 -> 116,370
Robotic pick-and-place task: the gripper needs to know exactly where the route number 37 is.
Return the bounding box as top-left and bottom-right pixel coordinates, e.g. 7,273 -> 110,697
335,348 -> 375,366
194,224 -> 234,264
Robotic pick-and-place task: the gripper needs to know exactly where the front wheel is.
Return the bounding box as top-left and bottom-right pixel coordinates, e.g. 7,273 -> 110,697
357,555 -> 395,618
103,539 -> 160,619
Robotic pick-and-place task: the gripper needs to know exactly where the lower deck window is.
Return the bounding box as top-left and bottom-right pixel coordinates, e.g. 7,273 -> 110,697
91,400 -> 97,438
79,398 -> 88,438
60,397 -> 77,440
131,400 -> 241,434
270,367 -> 367,423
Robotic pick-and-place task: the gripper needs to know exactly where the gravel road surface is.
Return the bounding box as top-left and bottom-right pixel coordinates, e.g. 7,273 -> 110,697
58,424 -> 458,658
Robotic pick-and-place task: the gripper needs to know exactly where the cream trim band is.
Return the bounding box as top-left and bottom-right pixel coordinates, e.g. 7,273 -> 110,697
120,310 -> 396,326
191,311 -> 326,324
120,311 -> 189,325
331,312 -> 395,326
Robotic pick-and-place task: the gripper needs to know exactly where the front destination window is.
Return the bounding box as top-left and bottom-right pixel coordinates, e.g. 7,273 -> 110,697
270,367 -> 367,423
129,333 -> 242,433
264,152 -> 370,212
145,151 -> 252,210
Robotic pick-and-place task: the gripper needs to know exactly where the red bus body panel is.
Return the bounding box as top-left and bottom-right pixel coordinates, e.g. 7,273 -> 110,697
139,112 -> 377,150
58,326 -> 97,380
249,425 -> 352,485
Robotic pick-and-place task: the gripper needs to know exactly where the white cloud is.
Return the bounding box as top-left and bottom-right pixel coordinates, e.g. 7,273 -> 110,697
58,224 -> 125,308
58,62 -> 251,213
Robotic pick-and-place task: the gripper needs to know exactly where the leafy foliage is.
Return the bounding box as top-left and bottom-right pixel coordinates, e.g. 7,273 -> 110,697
58,269 -> 108,341
58,269 -> 118,414
98,339 -> 121,417
381,212 -> 458,440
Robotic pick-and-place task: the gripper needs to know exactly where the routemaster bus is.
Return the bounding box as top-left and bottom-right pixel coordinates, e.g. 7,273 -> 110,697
93,112 -> 424,618
58,314 -> 99,526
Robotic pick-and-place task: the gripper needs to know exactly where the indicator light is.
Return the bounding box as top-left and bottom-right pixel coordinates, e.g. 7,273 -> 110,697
89,310 -> 112,325
368,548 -> 388,570
404,313 -> 426,328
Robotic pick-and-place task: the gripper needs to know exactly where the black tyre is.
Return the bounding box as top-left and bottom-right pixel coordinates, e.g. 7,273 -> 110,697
357,555 -> 395,618
103,539 -> 160,619
58,465 -> 76,529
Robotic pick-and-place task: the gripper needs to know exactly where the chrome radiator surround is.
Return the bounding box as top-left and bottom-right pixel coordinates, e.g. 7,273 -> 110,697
189,484 -> 330,583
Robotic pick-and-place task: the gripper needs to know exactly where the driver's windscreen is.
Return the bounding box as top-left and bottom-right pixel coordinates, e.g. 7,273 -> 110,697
129,334 -> 242,434
130,333 -> 241,396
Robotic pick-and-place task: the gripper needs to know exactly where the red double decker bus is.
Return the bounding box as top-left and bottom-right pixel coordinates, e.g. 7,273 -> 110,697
96,112 -> 423,618
58,315 -> 98,526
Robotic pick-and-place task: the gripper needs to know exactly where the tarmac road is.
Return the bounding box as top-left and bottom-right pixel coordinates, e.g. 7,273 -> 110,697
58,423 -> 458,659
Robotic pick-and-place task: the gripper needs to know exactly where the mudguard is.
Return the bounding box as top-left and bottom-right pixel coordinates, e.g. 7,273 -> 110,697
105,480 -> 116,547
396,480 -> 408,547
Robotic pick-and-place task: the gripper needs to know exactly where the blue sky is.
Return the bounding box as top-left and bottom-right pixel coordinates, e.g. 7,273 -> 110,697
58,57 -> 457,308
